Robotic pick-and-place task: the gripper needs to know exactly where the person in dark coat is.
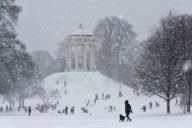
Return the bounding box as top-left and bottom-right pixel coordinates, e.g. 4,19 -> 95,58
70,106 -> 75,114
0,106 -> 3,112
149,102 -> 153,109
141,105 -> 147,112
28,106 -> 32,116
65,106 -> 68,115
125,100 -> 132,121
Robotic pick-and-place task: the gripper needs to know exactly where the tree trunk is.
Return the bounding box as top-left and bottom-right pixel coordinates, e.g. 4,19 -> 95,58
187,87 -> 191,112
9,101 -> 13,111
19,94 -> 21,107
186,73 -> 192,112
22,98 -> 25,108
12,101 -> 15,108
9,102 -> 12,109
167,99 -> 171,114
21,93 -> 25,108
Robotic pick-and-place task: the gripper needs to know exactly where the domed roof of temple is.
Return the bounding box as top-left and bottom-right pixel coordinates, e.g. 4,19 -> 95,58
69,24 -> 94,37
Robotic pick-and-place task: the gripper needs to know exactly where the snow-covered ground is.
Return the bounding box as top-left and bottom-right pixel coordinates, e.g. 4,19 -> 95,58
0,112 -> 192,128
0,113 -> 191,128
0,72 -> 191,128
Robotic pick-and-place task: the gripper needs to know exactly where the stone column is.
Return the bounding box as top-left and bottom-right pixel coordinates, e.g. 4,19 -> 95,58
65,44 -> 68,71
90,44 -> 94,71
83,45 -> 87,71
68,44 -> 72,71
92,44 -> 96,71
75,45 -> 79,70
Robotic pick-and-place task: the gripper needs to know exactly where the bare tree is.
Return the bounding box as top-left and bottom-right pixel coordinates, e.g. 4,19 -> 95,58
31,50 -> 55,80
135,12 -> 183,114
173,15 -> 192,112
94,16 -> 138,84
33,81 -> 61,107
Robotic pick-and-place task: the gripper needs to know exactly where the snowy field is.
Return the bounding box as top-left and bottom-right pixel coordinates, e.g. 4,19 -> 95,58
0,113 -> 192,128
0,72 -> 191,128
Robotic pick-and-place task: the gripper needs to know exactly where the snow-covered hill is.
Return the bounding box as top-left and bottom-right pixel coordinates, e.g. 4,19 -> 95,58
42,71 -> 179,116
43,71 -> 130,96
42,71 -> 133,112
0,71 -> 189,128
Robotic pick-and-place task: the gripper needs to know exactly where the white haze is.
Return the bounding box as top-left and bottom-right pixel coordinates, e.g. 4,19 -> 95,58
16,0 -> 192,57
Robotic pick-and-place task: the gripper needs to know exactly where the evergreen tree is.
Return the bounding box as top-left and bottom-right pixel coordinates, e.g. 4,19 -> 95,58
0,0 -> 34,108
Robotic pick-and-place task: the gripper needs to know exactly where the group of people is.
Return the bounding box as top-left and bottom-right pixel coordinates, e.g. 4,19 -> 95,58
24,100 -> 133,120
141,101 -> 160,112
58,106 -> 75,115
0,98 -> 133,121
86,93 -> 112,107
107,105 -> 116,112
51,104 -> 57,110
36,104 -> 48,113
0,105 -> 14,112
0,105 -> 10,112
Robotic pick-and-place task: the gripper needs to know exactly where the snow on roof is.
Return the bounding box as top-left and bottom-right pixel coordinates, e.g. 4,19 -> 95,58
69,24 -> 93,37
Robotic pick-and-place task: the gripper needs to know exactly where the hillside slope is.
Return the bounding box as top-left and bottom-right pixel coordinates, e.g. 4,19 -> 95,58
42,71 -> 181,116
43,72 -> 133,107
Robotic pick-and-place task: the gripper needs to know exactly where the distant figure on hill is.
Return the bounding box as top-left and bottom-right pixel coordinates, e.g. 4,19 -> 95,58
175,99 -> 178,106
124,100 -> 132,121
0,106 -> 3,112
156,102 -> 160,107
70,106 -> 75,114
118,91 -> 123,97
104,94 -> 110,100
141,105 -> 147,112
28,106 -> 32,116
95,94 -> 99,100
65,106 -> 68,115
64,81 -> 67,87
58,110 -> 61,114
149,102 -> 153,109
6,105 -> 8,111
113,106 -> 116,112
108,105 -> 113,112
94,98 -> 97,105
81,107 -> 88,114
86,99 -> 90,107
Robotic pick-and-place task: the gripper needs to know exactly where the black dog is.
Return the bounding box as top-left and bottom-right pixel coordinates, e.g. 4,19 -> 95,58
119,114 -> 125,122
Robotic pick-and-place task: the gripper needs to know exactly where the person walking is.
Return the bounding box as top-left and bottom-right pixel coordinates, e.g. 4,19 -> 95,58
28,106 -> 32,116
125,100 -> 132,121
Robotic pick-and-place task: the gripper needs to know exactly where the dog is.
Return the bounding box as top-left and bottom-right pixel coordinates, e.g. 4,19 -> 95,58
119,114 -> 126,122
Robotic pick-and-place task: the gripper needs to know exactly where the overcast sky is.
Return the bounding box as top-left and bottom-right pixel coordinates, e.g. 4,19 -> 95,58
16,0 -> 192,57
